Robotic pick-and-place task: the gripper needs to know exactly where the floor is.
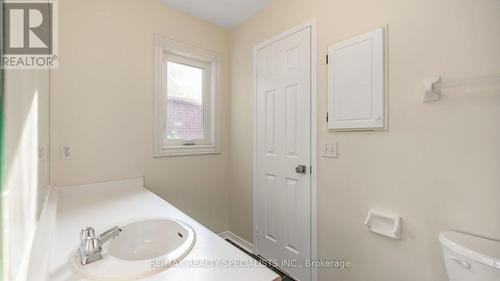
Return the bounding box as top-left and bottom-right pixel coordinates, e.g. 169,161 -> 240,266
225,239 -> 296,281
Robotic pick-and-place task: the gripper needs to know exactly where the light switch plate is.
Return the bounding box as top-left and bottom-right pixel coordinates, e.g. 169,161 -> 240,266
321,142 -> 338,158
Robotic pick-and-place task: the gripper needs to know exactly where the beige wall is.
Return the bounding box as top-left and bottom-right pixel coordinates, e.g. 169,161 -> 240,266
229,0 -> 500,280
51,0 -> 231,232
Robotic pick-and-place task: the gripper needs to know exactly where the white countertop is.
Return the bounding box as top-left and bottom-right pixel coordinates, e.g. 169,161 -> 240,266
48,178 -> 280,281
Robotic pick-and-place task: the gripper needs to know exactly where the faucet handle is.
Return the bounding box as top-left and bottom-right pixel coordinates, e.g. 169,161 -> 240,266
80,226 -> 96,241
83,236 -> 100,255
78,226 -> 104,265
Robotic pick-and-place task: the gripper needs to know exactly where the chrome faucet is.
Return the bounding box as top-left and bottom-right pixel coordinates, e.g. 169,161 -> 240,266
79,226 -> 122,265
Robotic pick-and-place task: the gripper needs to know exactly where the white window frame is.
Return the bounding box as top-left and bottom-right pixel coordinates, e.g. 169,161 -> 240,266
154,34 -> 221,157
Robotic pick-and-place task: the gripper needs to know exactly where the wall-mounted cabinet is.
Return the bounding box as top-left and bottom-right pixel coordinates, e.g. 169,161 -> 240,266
327,28 -> 386,131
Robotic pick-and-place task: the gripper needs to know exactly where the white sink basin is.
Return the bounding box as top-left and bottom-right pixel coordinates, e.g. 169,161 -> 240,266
70,218 -> 196,280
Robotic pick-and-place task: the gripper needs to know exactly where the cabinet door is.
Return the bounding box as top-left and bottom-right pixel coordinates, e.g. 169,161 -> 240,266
328,28 -> 385,130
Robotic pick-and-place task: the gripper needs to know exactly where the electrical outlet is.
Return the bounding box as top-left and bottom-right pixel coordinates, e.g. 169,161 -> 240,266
321,142 -> 338,158
38,146 -> 47,161
60,144 -> 72,160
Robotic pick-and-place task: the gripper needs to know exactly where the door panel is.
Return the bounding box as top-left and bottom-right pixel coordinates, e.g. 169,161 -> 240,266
256,26 -> 311,281
264,173 -> 278,243
285,84 -> 299,156
265,90 -> 276,154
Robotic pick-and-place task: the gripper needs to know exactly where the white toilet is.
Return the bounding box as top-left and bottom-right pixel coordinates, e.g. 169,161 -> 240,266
439,231 -> 500,281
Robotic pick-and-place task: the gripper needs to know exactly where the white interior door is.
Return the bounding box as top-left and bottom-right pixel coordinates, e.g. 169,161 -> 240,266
255,26 -> 311,281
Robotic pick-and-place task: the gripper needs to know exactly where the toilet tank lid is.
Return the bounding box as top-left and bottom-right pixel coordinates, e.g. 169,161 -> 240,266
439,231 -> 500,269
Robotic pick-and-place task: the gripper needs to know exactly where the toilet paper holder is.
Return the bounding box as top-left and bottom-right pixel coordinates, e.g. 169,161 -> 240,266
364,209 -> 401,240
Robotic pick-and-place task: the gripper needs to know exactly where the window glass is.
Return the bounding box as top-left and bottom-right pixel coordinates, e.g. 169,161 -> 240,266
166,61 -> 204,141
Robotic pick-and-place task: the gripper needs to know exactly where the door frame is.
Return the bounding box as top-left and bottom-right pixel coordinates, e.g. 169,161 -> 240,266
252,19 -> 317,281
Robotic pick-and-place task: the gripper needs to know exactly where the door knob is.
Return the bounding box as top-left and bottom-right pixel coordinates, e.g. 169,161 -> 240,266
295,165 -> 307,174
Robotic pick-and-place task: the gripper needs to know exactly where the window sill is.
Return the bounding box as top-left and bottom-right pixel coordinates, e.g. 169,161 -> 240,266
153,145 -> 221,157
